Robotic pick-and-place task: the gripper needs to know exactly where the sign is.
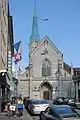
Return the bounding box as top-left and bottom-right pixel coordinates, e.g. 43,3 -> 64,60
9,105 -> 16,111
11,82 -> 16,87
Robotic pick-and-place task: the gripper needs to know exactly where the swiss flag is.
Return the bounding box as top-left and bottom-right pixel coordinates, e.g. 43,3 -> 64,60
13,53 -> 22,64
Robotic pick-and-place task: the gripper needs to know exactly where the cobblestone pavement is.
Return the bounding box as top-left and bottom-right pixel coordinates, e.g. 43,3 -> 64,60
31,115 -> 40,120
26,110 -> 40,120
0,109 -> 33,120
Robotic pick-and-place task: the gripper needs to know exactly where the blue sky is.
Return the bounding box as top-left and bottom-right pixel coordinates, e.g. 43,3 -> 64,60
9,0 -> 80,70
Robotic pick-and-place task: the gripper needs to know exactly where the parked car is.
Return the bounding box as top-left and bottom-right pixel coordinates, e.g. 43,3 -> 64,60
63,98 -> 77,108
47,100 -> 53,106
28,99 -> 50,114
40,105 -> 80,120
53,97 -> 65,105
25,99 -> 32,110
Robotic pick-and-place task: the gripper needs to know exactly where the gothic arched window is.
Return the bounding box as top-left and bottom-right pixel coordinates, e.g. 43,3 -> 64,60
42,58 -> 51,76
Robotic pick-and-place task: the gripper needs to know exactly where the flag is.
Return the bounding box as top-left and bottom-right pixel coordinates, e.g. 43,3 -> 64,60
13,41 -> 22,53
13,41 -> 22,64
39,18 -> 48,21
13,53 -> 22,64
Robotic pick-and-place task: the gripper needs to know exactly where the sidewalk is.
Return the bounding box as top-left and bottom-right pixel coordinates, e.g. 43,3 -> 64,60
0,109 -> 33,120
23,109 -> 33,120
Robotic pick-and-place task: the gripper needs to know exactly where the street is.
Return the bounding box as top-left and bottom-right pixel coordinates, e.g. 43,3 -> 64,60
28,108 -> 80,120
0,108 -> 80,120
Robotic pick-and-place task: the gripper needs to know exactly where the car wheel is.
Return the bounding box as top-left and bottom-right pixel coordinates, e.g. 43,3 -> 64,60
40,114 -> 42,120
40,111 -> 44,120
30,109 -> 34,115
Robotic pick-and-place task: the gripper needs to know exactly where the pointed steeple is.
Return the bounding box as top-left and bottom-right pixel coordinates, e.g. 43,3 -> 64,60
30,0 -> 40,42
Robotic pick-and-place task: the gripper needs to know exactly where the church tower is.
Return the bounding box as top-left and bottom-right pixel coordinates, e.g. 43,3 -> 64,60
29,0 -> 40,98
29,0 -> 40,53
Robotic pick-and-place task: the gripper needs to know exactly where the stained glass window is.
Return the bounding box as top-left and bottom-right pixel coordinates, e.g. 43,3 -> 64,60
42,58 -> 51,76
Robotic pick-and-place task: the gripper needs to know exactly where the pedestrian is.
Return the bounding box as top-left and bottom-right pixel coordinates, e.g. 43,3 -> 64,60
11,101 -> 16,115
4,102 -> 9,115
17,97 -> 24,118
8,100 -> 17,118
23,97 -> 26,106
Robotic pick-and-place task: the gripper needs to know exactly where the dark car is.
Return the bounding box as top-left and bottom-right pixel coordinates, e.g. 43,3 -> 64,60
40,105 -> 80,120
53,97 -> 65,105
63,98 -> 77,108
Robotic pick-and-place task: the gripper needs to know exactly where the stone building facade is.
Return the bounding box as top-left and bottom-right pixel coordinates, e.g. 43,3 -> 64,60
0,0 -> 8,70
18,36 -> 75,100
0,1 -> 14,112
72,68 -> 80,102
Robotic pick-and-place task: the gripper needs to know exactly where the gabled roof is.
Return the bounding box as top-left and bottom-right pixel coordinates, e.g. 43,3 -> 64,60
73,68 -> 80,72
31,35 -> 63,56
44,36 -> 63,55
63,62 -> 71,74
63,63 -> 80,74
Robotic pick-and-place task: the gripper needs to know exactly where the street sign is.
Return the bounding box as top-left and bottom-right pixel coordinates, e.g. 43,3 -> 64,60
11,82 -> 16,87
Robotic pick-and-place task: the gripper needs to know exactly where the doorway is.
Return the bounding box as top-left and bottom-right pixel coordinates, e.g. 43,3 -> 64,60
40,82 -> 52,100
43,91 -> 49,100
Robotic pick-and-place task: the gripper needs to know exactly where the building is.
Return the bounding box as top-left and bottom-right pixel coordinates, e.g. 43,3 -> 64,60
72,68 -> 80,102
0,1 -> 14,112
18,1 -> 75,100
0,0 -> 8,70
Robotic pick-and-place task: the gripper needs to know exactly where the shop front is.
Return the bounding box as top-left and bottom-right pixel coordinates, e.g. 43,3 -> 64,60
0,71 -> 11,112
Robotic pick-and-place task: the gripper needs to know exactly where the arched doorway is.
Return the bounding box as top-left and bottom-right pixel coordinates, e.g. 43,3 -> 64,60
40,82 -> 53,100
43,91 -> 49,100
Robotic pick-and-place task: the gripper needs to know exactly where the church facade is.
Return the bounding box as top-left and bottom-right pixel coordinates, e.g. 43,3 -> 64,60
17,1 -> 75,100
18,36 -> 75,100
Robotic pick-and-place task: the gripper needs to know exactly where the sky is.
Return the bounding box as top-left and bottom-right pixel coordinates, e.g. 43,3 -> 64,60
9,0 -> 80,70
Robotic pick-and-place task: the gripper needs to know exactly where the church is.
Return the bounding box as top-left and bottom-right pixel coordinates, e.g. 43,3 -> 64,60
17,1 -> 75,100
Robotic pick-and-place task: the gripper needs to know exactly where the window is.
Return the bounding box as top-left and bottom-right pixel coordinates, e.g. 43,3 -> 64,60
44,48 -> 48,54
44,39 -> 48,45
64,73 -> 66,77
42,58 -> 51,76
26,73 -> 28,77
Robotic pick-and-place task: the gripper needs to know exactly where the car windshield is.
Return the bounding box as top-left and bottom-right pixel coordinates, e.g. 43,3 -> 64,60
64,98 -> 69,101
52,106 -> 76,115
32,100 -> 48,104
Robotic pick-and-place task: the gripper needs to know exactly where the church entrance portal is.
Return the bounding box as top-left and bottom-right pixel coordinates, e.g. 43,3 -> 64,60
40,82 -> 52,100
43,91 -> 49,100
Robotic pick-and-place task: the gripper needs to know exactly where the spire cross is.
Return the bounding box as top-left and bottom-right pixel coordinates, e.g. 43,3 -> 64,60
30,0 -> 40,42
33,0 -> 36,17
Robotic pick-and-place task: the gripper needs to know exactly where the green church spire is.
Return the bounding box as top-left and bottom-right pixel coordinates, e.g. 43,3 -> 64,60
30,0 -> 40,42
33,0 -> 36,17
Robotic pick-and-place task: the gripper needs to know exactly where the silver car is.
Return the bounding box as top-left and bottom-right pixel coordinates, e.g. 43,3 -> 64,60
28,99 -> 50,114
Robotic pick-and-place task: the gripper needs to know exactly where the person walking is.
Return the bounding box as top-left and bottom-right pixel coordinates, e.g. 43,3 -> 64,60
17,97 -> 24,118
8,100 -> 17,118
4,102 -> 10,115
